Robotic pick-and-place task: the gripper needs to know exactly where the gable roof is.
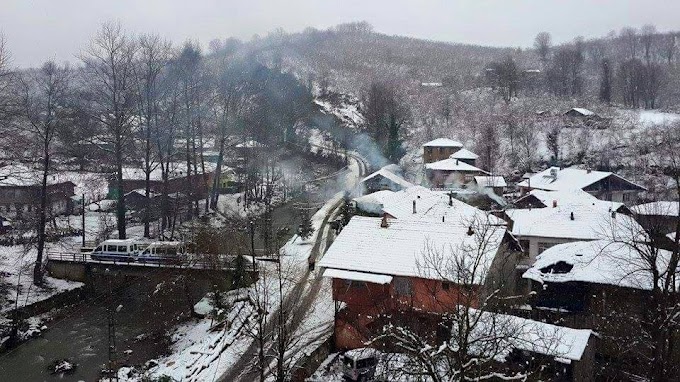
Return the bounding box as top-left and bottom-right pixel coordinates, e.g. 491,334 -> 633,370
425,158 -> 489,173
523,240 -> 674,290
423,138 -> 463,148
566,108 -> 595,116
631,201 -> 679,217
450,148 -> 479,160
376,186 -> 506,224
318,215 -> 505,284
515,189 -> 624,211
506,200 -> 641,240
360,168 -> 413,190
466,309 -> 593,363
517,167 -> 645,192
473,176 -> 507,188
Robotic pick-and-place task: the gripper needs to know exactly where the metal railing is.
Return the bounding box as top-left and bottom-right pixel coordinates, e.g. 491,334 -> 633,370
46,251 -> 257,271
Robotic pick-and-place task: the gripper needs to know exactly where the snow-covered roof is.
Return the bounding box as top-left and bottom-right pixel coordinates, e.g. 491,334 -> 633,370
631,201 -> 679,217
450,148 -> 479,160
516,189 -> 624,211
318,215 -> 506,284
121,162 -> 218,181
360,168 -> 413,189
566,108 -> 595,116
0,164 -> 75,187
125,189 -> 162,198
323,268 -> 393,284
425,158 -> 488,173
467,309 -> 593,362
506,199 -> 641,240
423,138 -> 463,148
377,186 -> 506,225
473,176 -> 507,188
235,139 -> 265,148
517,167 -> 645,192
523,240 -> 673,290
353,190 -> 396,215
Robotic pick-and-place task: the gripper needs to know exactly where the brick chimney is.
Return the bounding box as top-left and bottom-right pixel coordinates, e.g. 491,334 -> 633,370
552,200 -> 557,208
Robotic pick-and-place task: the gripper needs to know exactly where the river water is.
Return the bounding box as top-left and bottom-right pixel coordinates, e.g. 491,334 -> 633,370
0,275 -> 209,382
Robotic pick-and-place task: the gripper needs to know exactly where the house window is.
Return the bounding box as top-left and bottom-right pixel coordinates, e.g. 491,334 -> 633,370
519,240 -> 530,256
537,242 -> 556,254
394,277 -> 413,296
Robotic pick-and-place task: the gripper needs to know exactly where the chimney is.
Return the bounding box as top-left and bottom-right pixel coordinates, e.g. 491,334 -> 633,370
413,200 -> 417,214
456,159 -> 459,165
552,200 -> 557,208
587,168 -> 592,174
611,210 -> 617,219
448,192 -> 453,206
467,226 -> 474,236
442,216 -> 445,222
381,214 -> 389,228
570,211 -> 575,221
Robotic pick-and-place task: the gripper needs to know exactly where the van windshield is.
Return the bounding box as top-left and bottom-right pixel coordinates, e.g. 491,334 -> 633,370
343,356 -> 354,369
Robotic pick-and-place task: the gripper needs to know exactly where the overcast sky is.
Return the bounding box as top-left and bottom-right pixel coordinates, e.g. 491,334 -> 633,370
2,0 -> 679,68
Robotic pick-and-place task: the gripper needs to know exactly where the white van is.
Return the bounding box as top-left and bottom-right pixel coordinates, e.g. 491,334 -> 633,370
342,348 -> 380,381
137,241 -> 187,264
90,239 -> 147,262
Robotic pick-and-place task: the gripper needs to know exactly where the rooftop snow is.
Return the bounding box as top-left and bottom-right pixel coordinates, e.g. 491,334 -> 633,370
517,167 -> 644,192
506,198 -> 641,240
450,148 -> 479,160
467,309 -> 593,362
318,215 -> 505,284
567,108 -> 595,116
631,201 -> 679,217
423,138 -> 463,148
377,186 -> 506,224
516,189 -> 624,211
323,268 -> 393,284
360,168 -> 413,189
121,162 -> 218,181
0,164 -> 75,187
425,158 -> 488,173
473,176 -> 507,188
523,240 -> 673,290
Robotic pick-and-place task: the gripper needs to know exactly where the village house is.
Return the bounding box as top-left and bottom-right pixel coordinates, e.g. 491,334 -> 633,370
425,157 -> 488,188
422,138 -> 463,164
357,165 -> 413,194
505,189 -> 641,293
318,211 -> 511,350
107,162 -> 217,200
630,201 -> 679,234
470,175 -> 507,196
450,148 -> 478,166
517,167 -> 645,203
522,239 -> 676,375
0,166 -> 76,219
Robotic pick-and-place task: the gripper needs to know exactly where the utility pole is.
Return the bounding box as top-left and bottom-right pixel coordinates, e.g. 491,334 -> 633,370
81,194 -> 85,247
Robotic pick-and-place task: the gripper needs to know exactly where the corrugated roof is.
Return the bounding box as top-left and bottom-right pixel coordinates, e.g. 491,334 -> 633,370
517,167 -> 645,192
425,158 -> 488,173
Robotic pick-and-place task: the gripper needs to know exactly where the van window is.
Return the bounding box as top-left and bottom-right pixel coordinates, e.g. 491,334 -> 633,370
95,246 -> 102,252
118,246 -> 127,252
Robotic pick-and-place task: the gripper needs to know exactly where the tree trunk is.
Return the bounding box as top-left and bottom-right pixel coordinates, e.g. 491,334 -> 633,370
33,138 -> 50,285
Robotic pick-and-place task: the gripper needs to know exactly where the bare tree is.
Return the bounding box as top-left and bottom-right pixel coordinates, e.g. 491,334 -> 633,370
641,24 -> 658,65
534,31 -> 552,66
620,27 -> 639,60
80,22 -> 138,239
19,62 -> 71,285
134,33 -> 172,237
374,217 -> 561,381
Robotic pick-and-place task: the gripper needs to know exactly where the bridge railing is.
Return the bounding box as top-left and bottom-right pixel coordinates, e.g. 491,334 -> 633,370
46,252 -> 257,271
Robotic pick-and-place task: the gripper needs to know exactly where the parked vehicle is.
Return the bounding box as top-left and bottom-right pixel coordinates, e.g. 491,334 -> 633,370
90,239 -> 147,261
342,348 -> 380,381
137,241 -> 187,264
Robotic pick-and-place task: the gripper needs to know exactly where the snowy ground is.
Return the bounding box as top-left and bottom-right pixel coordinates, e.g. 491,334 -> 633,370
107,154 -> 363,382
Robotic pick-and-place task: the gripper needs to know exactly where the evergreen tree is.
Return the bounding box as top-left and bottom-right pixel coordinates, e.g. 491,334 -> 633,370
298,209 -> 315,240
